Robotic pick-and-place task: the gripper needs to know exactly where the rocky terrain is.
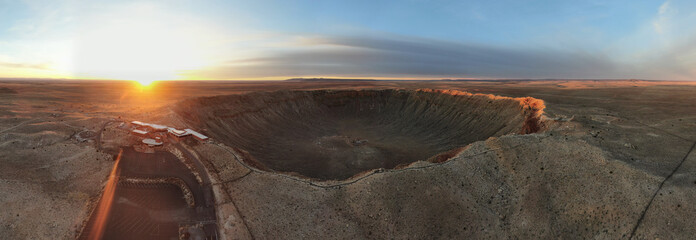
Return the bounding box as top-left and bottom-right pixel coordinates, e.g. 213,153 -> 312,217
0,79 -> 694,239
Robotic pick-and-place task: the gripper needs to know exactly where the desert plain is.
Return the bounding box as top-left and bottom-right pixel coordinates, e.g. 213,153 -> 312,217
0,79 -> 695,239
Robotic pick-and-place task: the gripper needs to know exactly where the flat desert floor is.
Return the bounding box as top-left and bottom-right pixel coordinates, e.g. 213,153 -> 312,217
1,79 -> 695,239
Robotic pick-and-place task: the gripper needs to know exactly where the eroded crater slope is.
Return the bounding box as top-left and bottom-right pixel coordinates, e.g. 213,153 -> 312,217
175,89 -> 544,180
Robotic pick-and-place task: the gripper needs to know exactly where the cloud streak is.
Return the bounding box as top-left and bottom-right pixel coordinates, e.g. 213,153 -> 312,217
188,35 -> 622,79
653,1 -> 671,34
0,60 -> 51,70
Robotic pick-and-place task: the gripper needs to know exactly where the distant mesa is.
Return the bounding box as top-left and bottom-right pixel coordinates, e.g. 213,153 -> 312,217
175,89 -> 546,180
285,78 -> 378,82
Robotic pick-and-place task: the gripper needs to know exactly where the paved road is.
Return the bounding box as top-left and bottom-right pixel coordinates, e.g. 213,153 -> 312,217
174,142 -> 216,207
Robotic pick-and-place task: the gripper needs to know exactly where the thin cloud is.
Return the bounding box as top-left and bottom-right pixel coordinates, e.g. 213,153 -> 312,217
653,1 -> 671,34
188,35 -> 620,79
0,60 -> 51,70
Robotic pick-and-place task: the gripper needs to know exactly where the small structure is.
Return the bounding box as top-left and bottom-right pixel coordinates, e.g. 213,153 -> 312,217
131,121 -> 149,129
131,120 -> 147,126
131,129 -> 149,137
185,129 -> 209,141
131,121 -> 168,132
167,127 -> 188,138
142,138 -> 163,146
149,124 -> 168,132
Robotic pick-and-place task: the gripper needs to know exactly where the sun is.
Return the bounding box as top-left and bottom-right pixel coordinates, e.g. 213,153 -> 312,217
133,79 -> 156,89
136,79 -> 155,86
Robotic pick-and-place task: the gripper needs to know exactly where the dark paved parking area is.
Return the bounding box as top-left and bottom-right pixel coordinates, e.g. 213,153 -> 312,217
79,147 -> 217,240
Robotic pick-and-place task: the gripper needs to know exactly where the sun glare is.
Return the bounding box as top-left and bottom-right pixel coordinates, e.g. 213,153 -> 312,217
136,79 -> 154,87
71,5 -> 218,82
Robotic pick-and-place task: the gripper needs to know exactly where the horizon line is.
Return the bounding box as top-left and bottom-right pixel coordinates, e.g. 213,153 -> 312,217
1,77 -> 695,82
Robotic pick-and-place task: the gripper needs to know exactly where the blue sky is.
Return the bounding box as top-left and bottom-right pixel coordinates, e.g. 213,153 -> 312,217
0,0 -> 695,80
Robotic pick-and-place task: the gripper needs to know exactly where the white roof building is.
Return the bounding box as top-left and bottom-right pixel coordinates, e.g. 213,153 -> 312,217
131,121 -> 167,131
167,127 -> 189,137
142,138 -> 163,146
149,124 -> 168,131
132,129 -> 149,135
131,121 -> 148,126
185,129 -> 209,141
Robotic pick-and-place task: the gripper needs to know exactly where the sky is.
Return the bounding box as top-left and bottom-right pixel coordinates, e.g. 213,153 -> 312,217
0,0 -> 695,81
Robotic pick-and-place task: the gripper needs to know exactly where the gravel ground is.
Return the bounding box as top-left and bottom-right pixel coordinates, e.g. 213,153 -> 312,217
1,79 -> 694,239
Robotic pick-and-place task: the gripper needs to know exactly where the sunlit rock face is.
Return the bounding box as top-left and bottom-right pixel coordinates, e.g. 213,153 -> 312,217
175,89 -> 545,180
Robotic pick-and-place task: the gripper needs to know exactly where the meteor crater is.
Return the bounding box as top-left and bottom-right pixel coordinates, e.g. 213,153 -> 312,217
175,89 -> 545,180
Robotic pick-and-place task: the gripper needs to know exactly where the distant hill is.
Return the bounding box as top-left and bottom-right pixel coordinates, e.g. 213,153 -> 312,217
285,78 -> 657,82
285,78 -> 378,82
